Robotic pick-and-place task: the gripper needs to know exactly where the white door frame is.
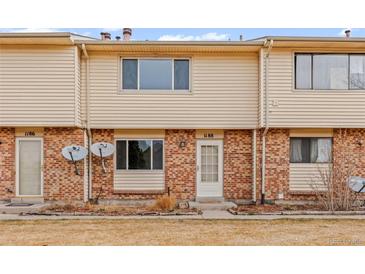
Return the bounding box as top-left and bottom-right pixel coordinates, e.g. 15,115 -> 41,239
196,139 -> 224,198
16,137 -> 44,197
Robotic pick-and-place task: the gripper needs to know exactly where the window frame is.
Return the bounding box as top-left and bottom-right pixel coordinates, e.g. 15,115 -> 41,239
114,138 -> 165,171
294,53 -> 365,91
289,137 -> 333,164
120,57 -> 192,93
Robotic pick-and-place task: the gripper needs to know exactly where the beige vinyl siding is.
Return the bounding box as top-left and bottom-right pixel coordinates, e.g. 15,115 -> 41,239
264,49 -> 365,128
114,170 -> 165,191
87,54 -> 259,129
289,163 -> 329,191
0,45 -> 79,126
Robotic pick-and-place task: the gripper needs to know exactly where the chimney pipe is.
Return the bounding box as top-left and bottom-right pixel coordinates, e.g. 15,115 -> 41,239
239,34 -> 243,41
345,29 -> 351,38
100,32 -> 111,40
123,28 -> 132,41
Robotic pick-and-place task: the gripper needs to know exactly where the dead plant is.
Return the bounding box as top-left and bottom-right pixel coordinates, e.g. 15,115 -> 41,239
311,129 -> 360,211
151,195 -> 177,211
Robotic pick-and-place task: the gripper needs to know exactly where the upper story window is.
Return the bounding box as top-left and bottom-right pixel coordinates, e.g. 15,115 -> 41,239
122,58 -> 190,91
295,53 -> 365,90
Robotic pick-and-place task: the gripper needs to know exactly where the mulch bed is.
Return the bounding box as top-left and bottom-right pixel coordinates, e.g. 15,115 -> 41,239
229,204 -> 365,215
25,203 -> 201,216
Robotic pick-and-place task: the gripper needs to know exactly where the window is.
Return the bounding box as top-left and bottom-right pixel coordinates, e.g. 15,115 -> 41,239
313,55 -> 348,90
295,54 -> 312,89
174,60 -> 190,90
295,53 -> 365,90
116,139 -> 163,170
122,58 -> 190,91
290,137 -> 332,163
122,59 -> 138,89
350,55 -> 365,89
140,60 -> 172,90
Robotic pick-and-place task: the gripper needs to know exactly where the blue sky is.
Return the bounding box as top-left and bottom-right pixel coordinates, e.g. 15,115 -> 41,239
1,28 -> 364,40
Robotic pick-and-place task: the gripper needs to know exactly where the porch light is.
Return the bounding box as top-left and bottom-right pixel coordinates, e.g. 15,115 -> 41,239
179,141 -> 186,148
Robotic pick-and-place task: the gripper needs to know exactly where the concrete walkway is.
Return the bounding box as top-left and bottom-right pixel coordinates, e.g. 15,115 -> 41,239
1,210 -> 365,221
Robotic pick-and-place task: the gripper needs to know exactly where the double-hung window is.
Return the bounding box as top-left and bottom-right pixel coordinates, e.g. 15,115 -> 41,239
290,137 -> 332,163
295,53 -> 365,90
122,58 -> 190,91
116,139 -> 164,170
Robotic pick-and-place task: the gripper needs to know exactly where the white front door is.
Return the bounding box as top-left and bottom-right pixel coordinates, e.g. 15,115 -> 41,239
196,140 -> 223,197
16,138 -> 43,196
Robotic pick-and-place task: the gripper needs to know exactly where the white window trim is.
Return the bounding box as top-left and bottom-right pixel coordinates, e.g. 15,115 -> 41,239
120,57 -> 192,93
114,138 -> 165,172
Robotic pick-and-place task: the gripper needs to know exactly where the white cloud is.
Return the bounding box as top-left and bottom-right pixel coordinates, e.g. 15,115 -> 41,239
158,32 -> 230,41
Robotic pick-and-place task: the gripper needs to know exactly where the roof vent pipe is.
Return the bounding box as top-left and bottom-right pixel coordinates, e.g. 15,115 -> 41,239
345,29 -> 351,38
123,28 -> 132,41
100,32 -> 111,40
239,34 -> 243,41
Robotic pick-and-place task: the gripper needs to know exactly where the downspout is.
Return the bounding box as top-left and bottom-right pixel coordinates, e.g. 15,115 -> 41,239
252,129 -> 257,203
261,39 -> 273,204
82,43 -> 92,201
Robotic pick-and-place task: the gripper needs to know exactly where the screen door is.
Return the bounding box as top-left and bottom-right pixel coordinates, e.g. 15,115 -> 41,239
196,140 -> 223,197
17,139 -> 43,196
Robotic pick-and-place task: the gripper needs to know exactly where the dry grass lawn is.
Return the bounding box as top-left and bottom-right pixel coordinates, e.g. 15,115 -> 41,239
0,219 -> 364,246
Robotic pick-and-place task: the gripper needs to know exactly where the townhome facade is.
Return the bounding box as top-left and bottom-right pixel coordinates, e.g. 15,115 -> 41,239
1,31 -> 365,204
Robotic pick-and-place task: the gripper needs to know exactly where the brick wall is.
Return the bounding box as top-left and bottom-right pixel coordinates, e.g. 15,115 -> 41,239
224,130 -> 252,200
43,128 -> 85,201
333,129 -> 365,176
91,129 -> 114,199
5,126 -> 365,203
0,128 -> 15,200
264,129 -> 290,200
165,129 -> 196,200
259,128 -> 365,203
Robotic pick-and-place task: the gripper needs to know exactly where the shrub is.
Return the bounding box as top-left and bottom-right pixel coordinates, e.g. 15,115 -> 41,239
152,195 -> 177,211
311,129 -> 360,211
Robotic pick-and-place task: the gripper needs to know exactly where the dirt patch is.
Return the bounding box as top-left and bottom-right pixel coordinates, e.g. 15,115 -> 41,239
1,219 -> 365,245
34,203 -> 200,216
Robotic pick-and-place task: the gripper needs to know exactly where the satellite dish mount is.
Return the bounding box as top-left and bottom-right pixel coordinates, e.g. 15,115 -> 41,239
69,149 -> 79,175
348,176 -> 365,193
91,142 -> 115,173
61,145 -> 88,175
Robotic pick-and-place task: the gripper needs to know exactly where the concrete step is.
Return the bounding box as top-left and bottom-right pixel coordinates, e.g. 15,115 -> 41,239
189,201 -> 237,211
11,197 -> 44,204
0,203 -> 46,214
195,197 -> 225,203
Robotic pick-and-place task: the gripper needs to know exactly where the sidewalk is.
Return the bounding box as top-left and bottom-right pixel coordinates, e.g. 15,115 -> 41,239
1,210 -> 365,221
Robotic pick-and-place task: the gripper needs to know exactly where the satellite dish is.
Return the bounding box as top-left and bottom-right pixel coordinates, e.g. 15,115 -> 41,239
61,145 -> 88,175
91,142 -> 114,173
348,176 -> 365,193
91,142 -> 114,157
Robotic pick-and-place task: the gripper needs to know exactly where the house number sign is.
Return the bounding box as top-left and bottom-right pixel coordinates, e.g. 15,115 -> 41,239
203,133 -> 214,138
24,131 -> 36,136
